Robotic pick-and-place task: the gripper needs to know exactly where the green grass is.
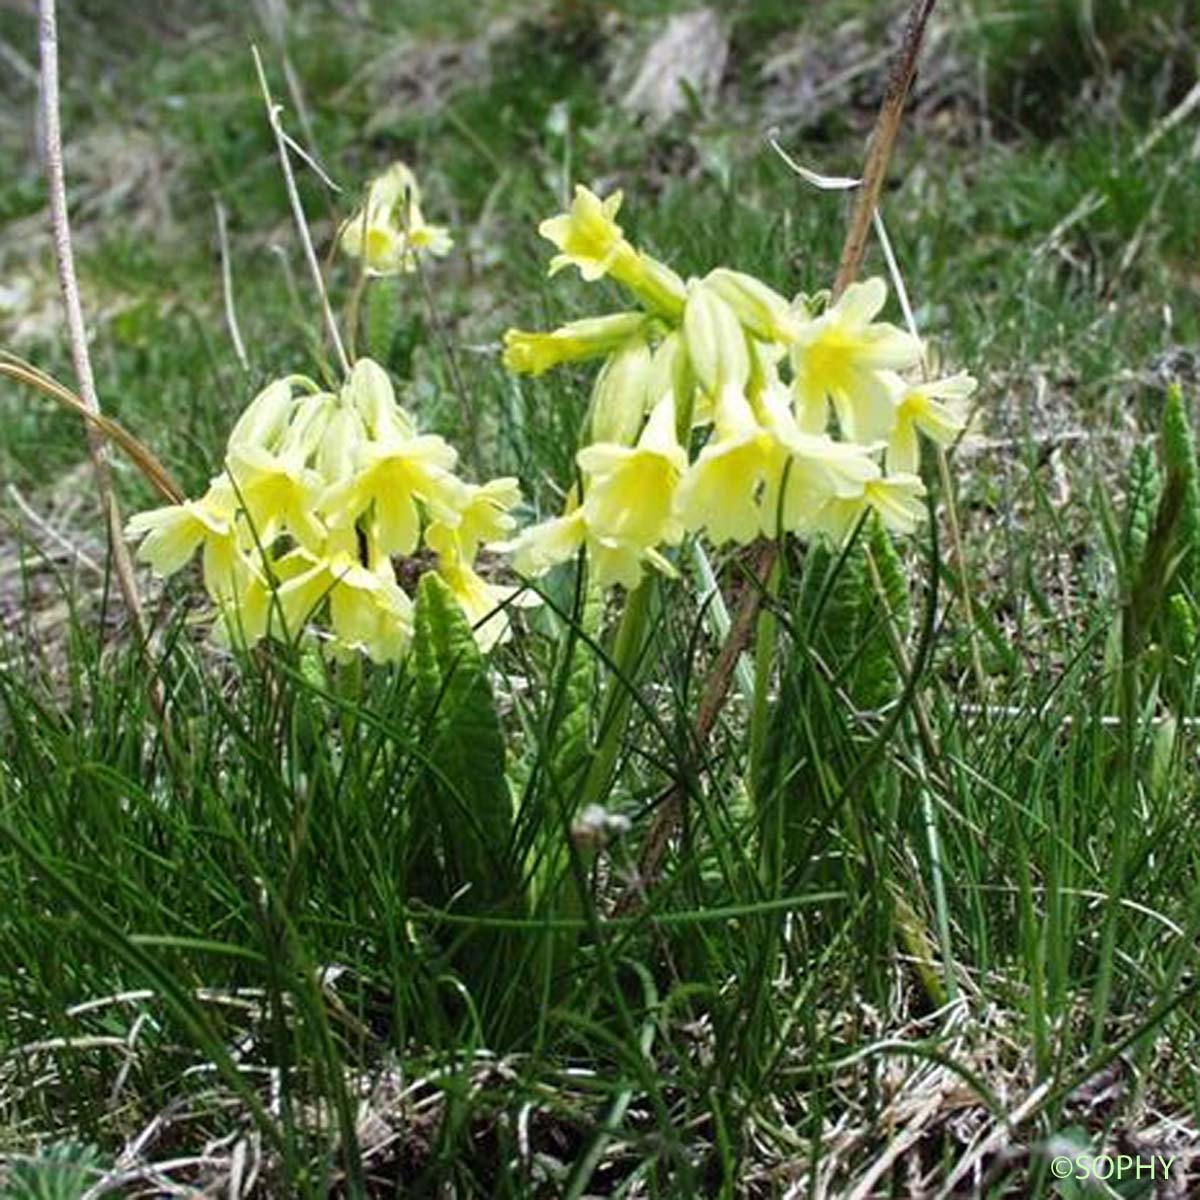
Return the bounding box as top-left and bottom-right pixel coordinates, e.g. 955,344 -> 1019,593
3,0 -> 1200,1195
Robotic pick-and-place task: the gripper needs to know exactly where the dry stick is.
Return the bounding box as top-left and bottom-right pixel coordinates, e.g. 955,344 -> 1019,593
632,0 -> 939,898
251,45 -> 351,379
37,0 -> 146,638
214,197 -> 250,373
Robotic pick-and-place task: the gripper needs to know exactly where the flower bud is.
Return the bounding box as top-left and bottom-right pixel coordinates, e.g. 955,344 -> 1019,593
703,268 -> 796,344
228,378 -> 296,453
682,282 -> 750,399
589,336 -> 652,445
503,312 -> 648,376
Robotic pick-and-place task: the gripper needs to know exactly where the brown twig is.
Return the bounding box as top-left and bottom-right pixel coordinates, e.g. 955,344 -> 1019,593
36,0 -> 147,637
631,0 -> 939,900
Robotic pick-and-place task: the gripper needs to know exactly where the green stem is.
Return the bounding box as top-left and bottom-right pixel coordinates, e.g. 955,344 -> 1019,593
750,558 -> 781,881
1090,614 -> 1138,1049
578,576 -> 655,812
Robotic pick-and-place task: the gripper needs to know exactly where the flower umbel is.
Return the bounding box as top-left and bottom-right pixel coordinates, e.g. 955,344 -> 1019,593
340,161 -> 452,276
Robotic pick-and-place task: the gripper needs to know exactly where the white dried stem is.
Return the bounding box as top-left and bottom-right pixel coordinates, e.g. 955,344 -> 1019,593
213,197 -> 250,372
37,0 -> 146,636
251,45 -> 350,377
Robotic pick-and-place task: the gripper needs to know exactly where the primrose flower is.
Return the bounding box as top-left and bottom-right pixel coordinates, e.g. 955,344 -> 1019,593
503,312 -> 649,376
759,386 -> 883,537
886,371 -> 977,474
426,521 -> 530,653
791,278 -> 922,442
682,280 -> 751,402
538,184 -> 686,316
344,356 -> 415,444
588,334 -> 652,445
340,161 -> 452,276
674,382 -> 776,546
578,393 -> 687,557
540,184 -> 633,282
328,559 -> 413,664
227,443 -> 327,550
271,531 -> 413,663
810,474 -> 928,544
509,396 -> 686,590
510,508 -> 587,579
227,377 -> 300,452
320,433 -> 462,556
125,476 -> 240,587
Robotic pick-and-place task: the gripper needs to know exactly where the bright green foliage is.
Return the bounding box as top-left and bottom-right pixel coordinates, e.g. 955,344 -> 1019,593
411,572 -> 519,914
1160,384 -> 1200,603
798,517 -> 910,714
1123,441 -> 1161,566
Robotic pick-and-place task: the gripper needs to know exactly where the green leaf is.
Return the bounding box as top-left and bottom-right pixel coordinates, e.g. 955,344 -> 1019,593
1161,383 -> 1200,600
411,572 -> 519,913
1124,440 -> 1161,566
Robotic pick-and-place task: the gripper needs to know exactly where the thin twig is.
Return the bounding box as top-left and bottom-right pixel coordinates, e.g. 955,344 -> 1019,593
833,0 -> 938,298
213,197 -> 250,373
36,0 -> 147,637
6,484 -> 104,577
872,209 -> 987,696
631,0 -> 939,900
251,45 -> 350,378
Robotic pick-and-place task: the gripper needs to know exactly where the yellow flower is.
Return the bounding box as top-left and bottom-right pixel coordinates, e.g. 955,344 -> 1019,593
759,386 -> 883,537
791,278 -> 921,442
126,476 -> 242,592
682,280 -> 751,402
675,387 -> 772,546
273,532 -> 413,662
426,521 -> 530,653
588,334 -> 652,446
886,371 -> 976,474
316,404 -> 368,485
447,477 -> 522,560
510,508 -> 587,578
328,561 -> 413,664
577,393 -> 686,554
540,184 -> 633,282
507,498 -> 658,592
502,312 -> 648,376
340,161 -> 452,276
343,357 -> 415,444
227,444 -> 327,550
212,566 -> 273,650
537,184 -> 686,316
320,433 -> 462,556
810,475 -> 927,544
227,378 -> 299,452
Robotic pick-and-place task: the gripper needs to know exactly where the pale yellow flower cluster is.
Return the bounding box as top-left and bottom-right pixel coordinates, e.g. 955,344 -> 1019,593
339,162 -> 452,276
127,359 -> 524,660
504,185 -> 976,588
